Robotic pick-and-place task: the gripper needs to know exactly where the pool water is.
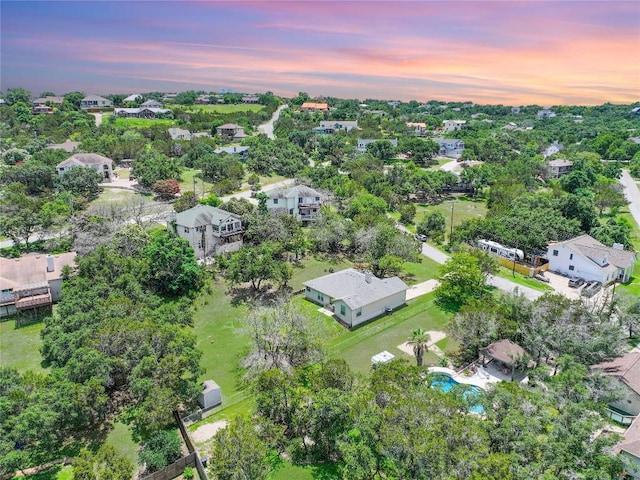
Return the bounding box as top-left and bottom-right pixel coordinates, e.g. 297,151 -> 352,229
431,374 -> 485,414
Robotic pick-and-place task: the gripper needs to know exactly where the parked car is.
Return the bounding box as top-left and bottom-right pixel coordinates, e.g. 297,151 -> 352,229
568,277 -> 585,288
534,273 -> 550,283
415,234 -> 427,242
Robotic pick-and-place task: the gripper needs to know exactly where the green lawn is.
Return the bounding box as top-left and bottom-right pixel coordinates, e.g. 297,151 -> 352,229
492,266 -> 554,292
179,104 -> 264,114
413,196 -> 487,237
0,318 -> 46,372
269,461 -> 340,480
92,188 -> 151,207
179,167 -> 216,195
18,465 -> 73,480
108,116 -> 175,128
617,210 -> 640,296
104,422 -> 139,472
289,256 -> 353,291
427,157 -> 454,171
399,257 -> 441,285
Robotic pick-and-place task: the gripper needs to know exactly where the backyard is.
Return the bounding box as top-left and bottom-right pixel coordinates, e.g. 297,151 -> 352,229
178,104 -> 264,114
0,318 -> 47,373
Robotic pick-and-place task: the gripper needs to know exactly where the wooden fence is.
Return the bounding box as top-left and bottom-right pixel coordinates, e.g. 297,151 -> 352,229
139,453 -> 196,480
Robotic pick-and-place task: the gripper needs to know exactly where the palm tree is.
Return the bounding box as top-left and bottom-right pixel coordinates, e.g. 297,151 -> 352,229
408,328 -> 431,367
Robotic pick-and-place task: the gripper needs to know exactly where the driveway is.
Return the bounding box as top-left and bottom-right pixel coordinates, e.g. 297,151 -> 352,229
486,275 -> 544,301
620,170 -> 640,228
257,104 -> 287,140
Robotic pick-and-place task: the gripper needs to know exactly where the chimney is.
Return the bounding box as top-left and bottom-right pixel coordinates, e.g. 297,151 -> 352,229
365,271 -> 372,283
46,254 -> 55,272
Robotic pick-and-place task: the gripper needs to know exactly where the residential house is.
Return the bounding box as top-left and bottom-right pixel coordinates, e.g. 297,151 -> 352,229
56,153 -> 113,182
0,253 -> 77,317
114,107 -> 171,118
356,138 -> 398,152
80,95 -> 112,109
267,185 -> 322,224
314,120 -> 358,134
168,128 -> 193,141
32,105 -> 53,115
612,415 -> 640,479
387,101 -> 400,108
33,96 -> 64,106
169,204 -> 243,258
214,146 -> 250,160
631,107 -> 640,115
216,123 -> 248,141
47,140 -> 80,153
593,352 -> 640,421
406,122 -> 428,137
443,120 -> 466,132
303,268 -> 408,328
547,234 -> 636,284
123,94 -> 143,103
163,93 -> 178,102
537,108 -> 556,119
0,98 -> 6,105
436,138 -> 465,158
511,107 -> 521,114
140,99 -> 163,109
242,95 -> 259,104
300,102 -> 329,113
546,159 -> 573,179
542,141 -> 563,158
195,95 -> 211,105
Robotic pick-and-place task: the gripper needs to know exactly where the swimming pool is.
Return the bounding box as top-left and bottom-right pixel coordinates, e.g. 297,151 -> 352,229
431,374 -> 485,414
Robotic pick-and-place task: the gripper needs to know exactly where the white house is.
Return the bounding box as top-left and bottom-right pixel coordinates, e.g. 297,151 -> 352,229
314,121 -> 358,134
442,120 -> 466,132
546,159 -> 573,179
214,146 -> 249,160
169,204 -> 243,258
267,185 -> 322,224
542,141 -> 563,158
168,127 -> 193,140
406,122 -> 428,137
56,153 -> 113,182
123,94 -> 143,103
435,138 -> 465,158
0,253 -> 77,317
537,109 -> 556,119
356,138 -> 398,152
80,95 -> 112,109
547,234 -> 636,284
304,269 -> 408,328
114,107 -> 171,118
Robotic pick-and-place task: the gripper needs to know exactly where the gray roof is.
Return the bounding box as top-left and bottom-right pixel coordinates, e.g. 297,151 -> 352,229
304,268 -> 408,310
214,146 -> 249,155
82,95 -> 110,102
48,140 -> 80,153
548,159 -> 573,167
141,99 -> 162,107
57,153 -> 112,168
552,234 -> 636,270
168,127 -> 192,140
268,185 -> 321,200
174,204 -> 241,228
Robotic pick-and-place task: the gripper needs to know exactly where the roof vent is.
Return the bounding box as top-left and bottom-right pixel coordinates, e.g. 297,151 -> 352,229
613,243 -> 624,251
365,271 -> 372,284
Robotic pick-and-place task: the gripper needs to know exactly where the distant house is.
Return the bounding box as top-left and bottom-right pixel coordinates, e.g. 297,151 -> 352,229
443,120 -> 466,132
593,352 -> 640,421
168,127 -> 193,140
314,120 -> 358,134
546,159 -> 573,179
114,107 -> 171,119
511,107 -> 521,114
242,95 -> 260,104
543,141 -> 563,158
406,122 -> 428,136
163,93 -> 178,102
435,138 -> 465,158
387,101 -> 400,108
123,94 -> 143,103
214,146 -> 249,160
80,95 -> 112,109
0,253 -> 77,317
537,109 -> 556,119
356,138 -> 398,152
267,185 -> 322,224
195,95 -> 211,105
303,268 -> 408,328
547,234 -> 636,284
631,107 -> 640,115
32,105 -> 53,115
47,140 -> 80,153
216,123 -> 248,141
56,153 -> 113,182
140,99 -> 163,109
33,96 -> 64,106
169,204 -> 243,258
300,102 -> 329,113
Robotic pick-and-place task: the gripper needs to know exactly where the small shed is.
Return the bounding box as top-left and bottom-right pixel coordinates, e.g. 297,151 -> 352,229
371,351 -> 395,364
198,380 -> 222,409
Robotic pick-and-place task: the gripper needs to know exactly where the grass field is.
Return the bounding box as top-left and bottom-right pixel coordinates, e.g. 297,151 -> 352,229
269,461 -> 339,480
0,318 -> 46,372
179,104 -> 264,114
413,196 -> 487,236
92,188 -> 150,207
618,209 -> 640,296
104,422 -> 139,471
109,117 -> 175,128
19,465 -> 73,480
179,168 -> 216,195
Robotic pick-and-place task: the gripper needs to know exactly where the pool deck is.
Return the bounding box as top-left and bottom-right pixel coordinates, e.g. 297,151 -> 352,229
428,365 -> 526,389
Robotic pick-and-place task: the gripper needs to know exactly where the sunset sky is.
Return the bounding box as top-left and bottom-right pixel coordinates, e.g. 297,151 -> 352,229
2,1 -> 639,105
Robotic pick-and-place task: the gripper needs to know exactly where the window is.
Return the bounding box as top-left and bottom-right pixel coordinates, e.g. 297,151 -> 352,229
569,265 -> 575,271
317,293 -> 323,301
340,304 -> 346,316
298,197 -> 303,203
356,308 -> 362,317
552,249 -> 558,256
305,286 -> 310,292
569,253 -> 573,260
315,196 -> 320,201
273,198 -> 278,204
212,224 -> 219,232
184,227 -> 190,233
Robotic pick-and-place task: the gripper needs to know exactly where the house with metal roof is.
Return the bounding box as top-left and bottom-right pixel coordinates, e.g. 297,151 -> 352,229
140,99 -> 163,109
0,253 -> 77,318
314,120 -> 358,134
547,234 -> 636,284
168,204 -> 243,258
216,123 -> 248,141
80,95 -> 112,109
56,153 -> 113,182
266,185 -> 322,224
304,268 -> 408,328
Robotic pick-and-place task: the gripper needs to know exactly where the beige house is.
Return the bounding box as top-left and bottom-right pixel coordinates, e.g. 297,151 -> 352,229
267,185 -> 322,224
216,123 -> 248,141
169,204 -> 243,258
56,153 -> 114,182
443,120 -> 466,132
0,253 -> 77,317
546,159 -> 573,179
80,95 -> 112,109
406,122 -> 428,136
304,269 -> 408,328
33,96 -> 64,106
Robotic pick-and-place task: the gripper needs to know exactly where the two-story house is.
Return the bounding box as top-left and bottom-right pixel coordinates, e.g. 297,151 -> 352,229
356,138 -> 398,152
80,95 -> 112,109
406,122 -> 428,137
537,109 -> 556,119
216,123 -> 248,141
267,185 -> 322,224
214,146 -> 250,161
314,121 -> 358,134
169,204 -> 243,258
546,159 -> 573,179
33,96 -> 64,106
542,141 -> 564,158
435,138 -> 465,158
443,120 -> 466,132
56,153 -> 113,182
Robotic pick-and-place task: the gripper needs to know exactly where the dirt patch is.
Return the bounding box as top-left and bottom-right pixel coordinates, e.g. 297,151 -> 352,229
191,420 -> 228,443
397,330 -> 447,356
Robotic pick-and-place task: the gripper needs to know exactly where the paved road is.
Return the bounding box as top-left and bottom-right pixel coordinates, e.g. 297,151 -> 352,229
620,169 -> 640,229
257,104 -> 287,139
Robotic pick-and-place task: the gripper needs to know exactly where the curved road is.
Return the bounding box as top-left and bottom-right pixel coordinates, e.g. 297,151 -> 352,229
257,104 -> 287,139
620,170 -> 640,228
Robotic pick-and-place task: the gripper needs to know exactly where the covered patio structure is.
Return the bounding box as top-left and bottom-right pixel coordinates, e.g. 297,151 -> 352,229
479,339 -> 530,382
